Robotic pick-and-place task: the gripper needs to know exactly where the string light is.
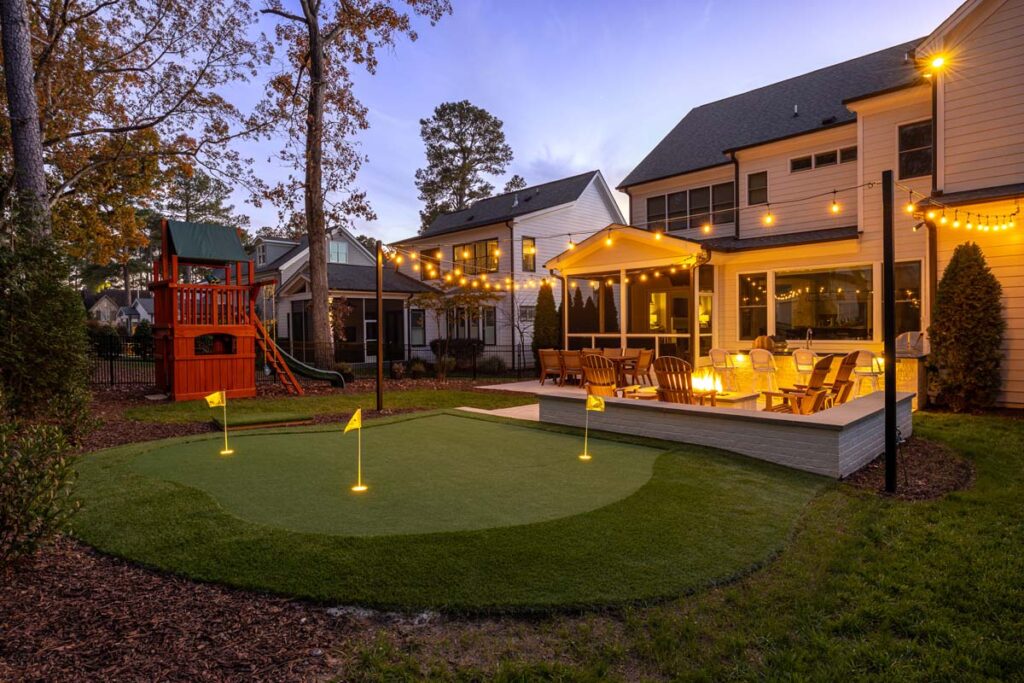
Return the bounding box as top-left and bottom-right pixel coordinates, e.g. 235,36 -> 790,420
702,222 -> 711,234
604,235 -> 613,247
905,191 -> 916,214
952,210 -> 960,228
831,191 -> 840,214
939,211 -> 947,225
654,231 -> 663,240
762,204 -> 774,226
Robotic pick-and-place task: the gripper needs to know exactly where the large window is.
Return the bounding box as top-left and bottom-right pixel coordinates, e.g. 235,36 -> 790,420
483,306 -> 496,345
898,120 -> 933,179
521,237 -> 536,272
895,261 -> 922,335
747,171 -> 768,206
454,239 -> 499,274
409,308 -> 426,346
739,273 -> 768,340
644,183 -> 734,231
774,266 -> 873,340
328,240 -> 348,264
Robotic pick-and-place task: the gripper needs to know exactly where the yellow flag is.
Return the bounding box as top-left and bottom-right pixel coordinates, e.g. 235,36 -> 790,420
345,408 -> 362,433
586,394 -> 605,412
205,391 -> 225,408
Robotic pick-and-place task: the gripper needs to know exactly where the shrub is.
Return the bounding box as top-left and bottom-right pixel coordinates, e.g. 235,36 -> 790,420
477,355 -> 507,375
408,359 -> 428,379
430,338 -> 484,369
928,242 -> 1005,412
0,417 -> 79,567
390,361 -> 406,380
132,319 -> 154,360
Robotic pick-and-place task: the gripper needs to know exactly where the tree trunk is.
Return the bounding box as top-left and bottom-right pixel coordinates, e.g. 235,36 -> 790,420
303,6 -> 332,370
0,0 -> 50,236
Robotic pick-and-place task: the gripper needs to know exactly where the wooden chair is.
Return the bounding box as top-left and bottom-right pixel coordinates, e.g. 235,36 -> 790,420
538,348 -> 562,386
630,348 -> 654,385
560,350 -> 583,386
582,353 -> 617,397
763,355 -> 833,414
602,347 -> 624,358
653,355 -> 715,406
582,348 -> 602,356
825,351 -> 859,406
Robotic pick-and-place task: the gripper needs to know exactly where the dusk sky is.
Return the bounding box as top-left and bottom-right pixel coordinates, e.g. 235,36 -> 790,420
236,0 -> 963,242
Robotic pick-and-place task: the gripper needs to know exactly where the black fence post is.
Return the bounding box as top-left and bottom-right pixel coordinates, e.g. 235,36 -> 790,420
472,351 -> 477,381
108,337 -> 115,387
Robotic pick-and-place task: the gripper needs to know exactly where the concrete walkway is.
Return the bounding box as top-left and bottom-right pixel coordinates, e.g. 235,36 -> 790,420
457,403 -> 540,421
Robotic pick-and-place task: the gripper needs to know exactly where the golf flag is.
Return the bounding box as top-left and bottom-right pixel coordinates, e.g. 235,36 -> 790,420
586,394 -> 605,412
346,409 -> 367,492
345,409 -> 362,433
205,390 -> 225,408
205,390 -> 233,456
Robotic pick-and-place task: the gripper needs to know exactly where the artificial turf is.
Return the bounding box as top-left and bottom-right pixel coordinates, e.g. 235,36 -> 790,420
72,411 -> 826,612
132,413 -> 661,536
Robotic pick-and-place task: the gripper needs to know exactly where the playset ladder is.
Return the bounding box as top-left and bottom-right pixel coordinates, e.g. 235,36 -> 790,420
252,314 -> 304,396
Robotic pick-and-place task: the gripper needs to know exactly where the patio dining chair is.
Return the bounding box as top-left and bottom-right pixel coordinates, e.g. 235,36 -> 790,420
602,347 -> 624,358
708,348 -> 738,392
792,348 -> 817,385
581,348 -> 602,356
629,348 -> 654,385
653,355 -> 715,406
582,353 -> 618,397
560,350 -> 583,386
538,348 -> 563,386
853,350 -> 884,396
749,348 -> 778,392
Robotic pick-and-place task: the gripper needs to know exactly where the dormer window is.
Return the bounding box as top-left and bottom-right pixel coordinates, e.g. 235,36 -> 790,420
328,240 -> 348,264
255,243 -> 266,266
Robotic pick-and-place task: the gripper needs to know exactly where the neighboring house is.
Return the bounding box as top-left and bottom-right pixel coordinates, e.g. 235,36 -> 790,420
82,289 -> 153,329
390,170 -> 624,367
545,0 -> 1024,407
252,226 -> 435,364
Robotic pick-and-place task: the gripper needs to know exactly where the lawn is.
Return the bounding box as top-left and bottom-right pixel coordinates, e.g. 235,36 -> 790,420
71,411 -> 826,612
123,389 -> 536,423
341,412 -> 1024,680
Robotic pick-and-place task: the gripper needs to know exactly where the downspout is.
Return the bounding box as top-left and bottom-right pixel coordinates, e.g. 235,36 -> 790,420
730,152 -> 740,238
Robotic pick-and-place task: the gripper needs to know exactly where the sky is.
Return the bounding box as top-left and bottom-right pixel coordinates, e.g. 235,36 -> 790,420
232,0 -> 964,243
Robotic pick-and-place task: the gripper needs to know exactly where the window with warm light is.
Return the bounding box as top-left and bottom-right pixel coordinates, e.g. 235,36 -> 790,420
644,184 -> 733,230
738,273 -> 768,340
454,239 -> 499,274
898,120 -> 933,179
774,266 -> 873,340
895,261 -> 922,335
521,237 -> 536,272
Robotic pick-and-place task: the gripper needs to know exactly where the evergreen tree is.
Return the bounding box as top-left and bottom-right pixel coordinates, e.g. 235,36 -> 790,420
603,284 -> 619,333
928,242 -> 1004,412
503,174 -> 527,193
570,286 -> 585,332
583,295 -> 598,333
531,282 -> 560,360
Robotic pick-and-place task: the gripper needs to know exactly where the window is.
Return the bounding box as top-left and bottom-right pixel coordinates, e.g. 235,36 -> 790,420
667,191 -> 688,231
328,240 -> 348,264
454,239 -> 499,274
646,196 -> 666,232
711,182 -> 735,224
409,308 -> 426,346
255,243 -> 266,266
522,237 -> 536,272
899,120 -> 933,179
814,150 -> 838,167
747,171 -> 768,206
420,250 -> 439,280
739,273 -> 768,340
774,266 -> 873,340
895,261 -> 922,335
483,306 -> 496,345
840,146 -> 858,163
688,187 -> 710,228
194,333 -> 237,355
790,156 -> 813,173
519,305 -> 535,322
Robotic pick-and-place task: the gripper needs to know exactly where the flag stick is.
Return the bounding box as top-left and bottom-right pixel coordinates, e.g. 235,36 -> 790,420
219,392 -> 233,456
579,407 -> 591,461
351,417 -> 367,492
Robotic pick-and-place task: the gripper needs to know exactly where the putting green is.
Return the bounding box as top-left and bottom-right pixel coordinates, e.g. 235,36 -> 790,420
132,413 -> 660,536
73,411 -> 827,612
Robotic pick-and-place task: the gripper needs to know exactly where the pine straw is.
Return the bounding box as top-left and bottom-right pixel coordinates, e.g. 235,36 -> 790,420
844,436 -> 975,500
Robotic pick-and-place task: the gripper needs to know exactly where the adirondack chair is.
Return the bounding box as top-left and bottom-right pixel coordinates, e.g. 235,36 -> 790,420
763,354 -> 834,414
653,356 -> 716,406
582,353 -> 618,397
538,348 -> 562,385
794,351 -> 858,407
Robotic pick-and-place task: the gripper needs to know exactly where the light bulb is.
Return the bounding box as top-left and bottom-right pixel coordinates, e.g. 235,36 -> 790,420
763,212 -> 774,226
702,223 -> 711,234
939,214 -> 947,225
604,236 -> 613,246
654,231 -> 662,240
831,201 -> 840,214
905,202 -> 916,214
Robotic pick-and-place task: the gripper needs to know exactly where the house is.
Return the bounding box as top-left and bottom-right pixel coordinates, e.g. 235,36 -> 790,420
390,170 -> 624,368
252,226 -> 435,364
82,289 -> 154,330
545,0 -> 1024,407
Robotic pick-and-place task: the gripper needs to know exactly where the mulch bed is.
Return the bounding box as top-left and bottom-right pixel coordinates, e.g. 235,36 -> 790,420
0,538 -> 345,682
844,436 -> 975,500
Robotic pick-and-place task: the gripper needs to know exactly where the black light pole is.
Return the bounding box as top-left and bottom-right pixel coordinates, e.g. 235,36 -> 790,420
375,240 -> 384,412
881,170 -> 898,493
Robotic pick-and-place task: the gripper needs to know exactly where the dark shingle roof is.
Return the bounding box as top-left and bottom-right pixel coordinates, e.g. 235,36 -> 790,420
413,171 -> 600,239
619,40 -> 923,189
256,236 -> 307,273
81,289 -> 153,309
327,264 -> 435,293
701,226 -> 860,252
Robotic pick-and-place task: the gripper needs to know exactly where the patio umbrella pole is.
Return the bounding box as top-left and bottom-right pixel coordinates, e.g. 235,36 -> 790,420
882,170 -> 897,493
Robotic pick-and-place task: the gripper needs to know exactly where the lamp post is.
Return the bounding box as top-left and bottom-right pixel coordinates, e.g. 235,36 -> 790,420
376,239 -> 384,412
881,170 -> 897,493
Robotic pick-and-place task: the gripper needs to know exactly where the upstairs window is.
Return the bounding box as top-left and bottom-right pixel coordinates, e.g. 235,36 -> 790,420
747,171 -> 768,206
454,239 -> 499,274
521,237 -> 536,272
840,146 -> 858,163
688,187 -> 710,228
814,150 -> 838,167
898,120 -> 933,179
255,243 -> 266,266
646,196 -> 666,232
711,182 -> 735,224
643,185 -> 730,231
790,156 -> 813,172
328,240 -> 348,264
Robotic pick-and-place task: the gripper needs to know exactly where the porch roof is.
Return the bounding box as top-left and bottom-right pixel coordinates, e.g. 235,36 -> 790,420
544,224 -> 706,276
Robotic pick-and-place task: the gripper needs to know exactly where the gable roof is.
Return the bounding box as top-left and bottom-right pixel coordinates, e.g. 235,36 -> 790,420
618,39 -> 924,189
414,171 -> 602,239
327,264 -> 436,294
256,236 -> 308,273
81,289 -> 152,310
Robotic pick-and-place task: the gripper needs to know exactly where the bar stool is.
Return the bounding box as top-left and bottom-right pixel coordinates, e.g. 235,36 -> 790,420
792,348 -> 816,386
709,348 -> 738,392
853,350 -> 884,396
749,348 -> 778,392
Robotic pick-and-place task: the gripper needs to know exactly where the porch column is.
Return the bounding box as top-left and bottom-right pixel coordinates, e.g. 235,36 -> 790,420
619,267 -> 627,350
561,275 -> 569,349
690,265 -> 699,367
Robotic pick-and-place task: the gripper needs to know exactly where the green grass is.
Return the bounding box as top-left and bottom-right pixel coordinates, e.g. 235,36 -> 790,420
71,411 -> 825,612
124,389 -> 536,424
342,412 -> 1024,679
132,414 -> 661,536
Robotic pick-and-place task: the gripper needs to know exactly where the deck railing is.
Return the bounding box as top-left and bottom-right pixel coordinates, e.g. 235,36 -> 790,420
171,284 -> 252,326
